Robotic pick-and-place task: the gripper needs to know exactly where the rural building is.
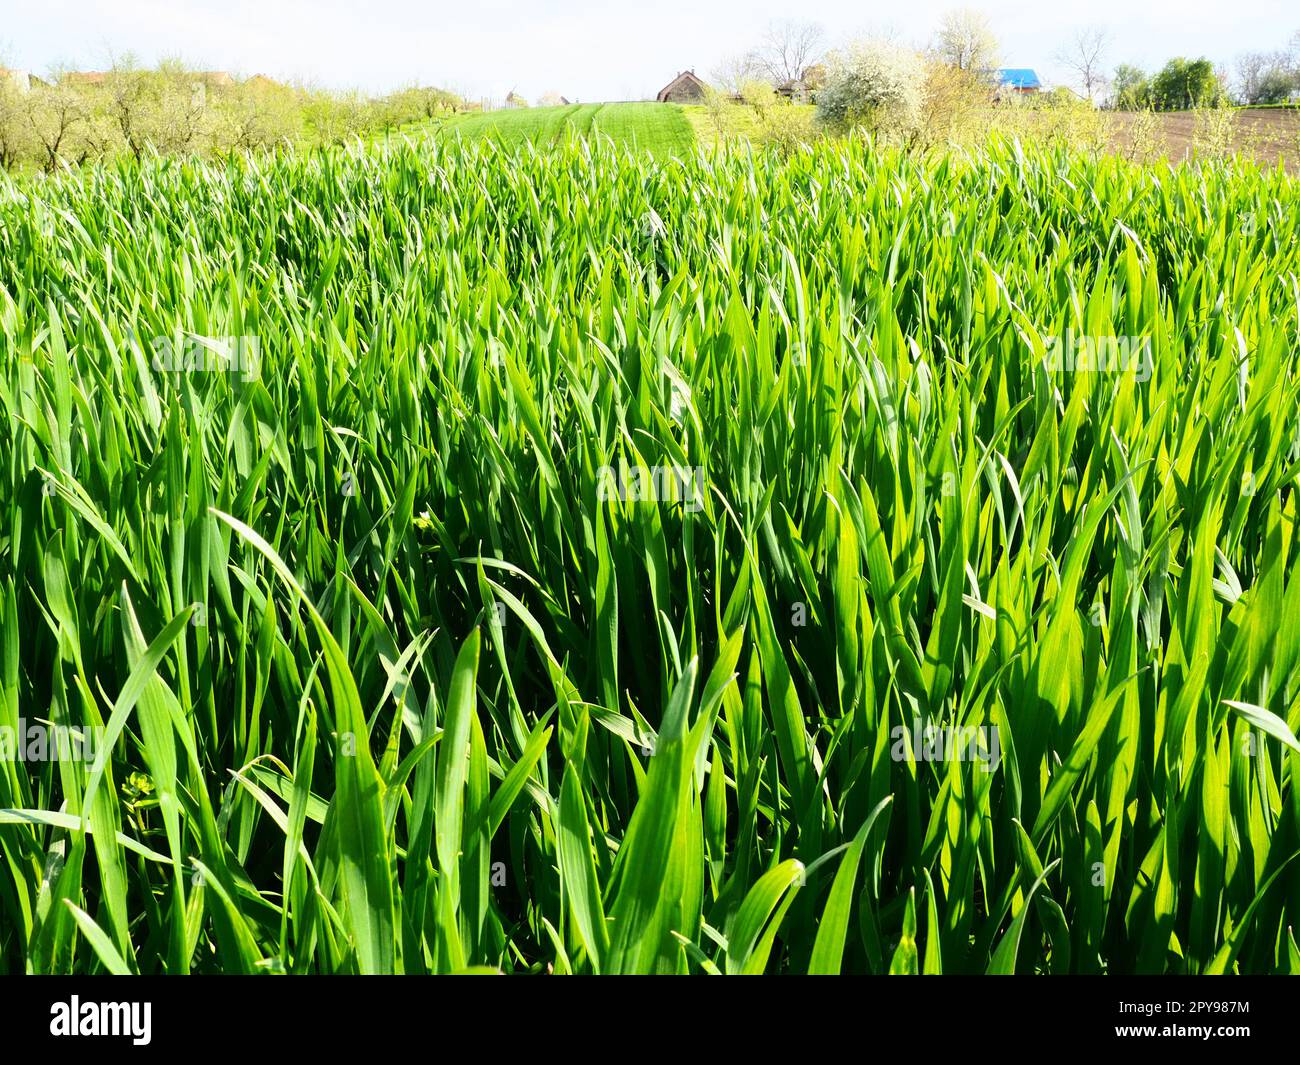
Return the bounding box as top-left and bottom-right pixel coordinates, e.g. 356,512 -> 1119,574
656,70 -> 708,103
776,64 -> 825,103
61,71 -> 109,87
0,69 -> 40,93
776,79 -> 810,103
505,91 -> 528,108
992,68 -> 1043,95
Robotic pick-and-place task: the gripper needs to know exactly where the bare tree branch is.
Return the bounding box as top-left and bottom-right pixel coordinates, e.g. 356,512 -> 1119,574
1055,27 -> 1110,101
754,19 -> 826,85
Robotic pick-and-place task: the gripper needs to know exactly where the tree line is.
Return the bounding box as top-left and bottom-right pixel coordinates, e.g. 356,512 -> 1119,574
0,61 -> 465,172
716,12 -> 1300,113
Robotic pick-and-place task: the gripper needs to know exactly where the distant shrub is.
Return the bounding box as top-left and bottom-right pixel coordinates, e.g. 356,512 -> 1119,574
0,82 -> 37,169
1192,103 -> 1236,161
1121,107 -> 1164,164
916,61 -> 990,147
1036,86 -> 1093,110
1150,57 -> 1225,110
738,78 -> 778,120
1251,67 -> 1299,106
762,103 -> 817,155
1109,64 -> 1151,110
815,40 -> 925,140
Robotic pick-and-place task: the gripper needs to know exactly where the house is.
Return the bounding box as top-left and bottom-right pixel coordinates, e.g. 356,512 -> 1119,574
505,91 -> 528,108
992,68 -> 1043,95
776,79 -> 810,103
0,68 -> 41,93
655,70 -> 708,103
61,71 -> 109,87
776,63 -> 826,103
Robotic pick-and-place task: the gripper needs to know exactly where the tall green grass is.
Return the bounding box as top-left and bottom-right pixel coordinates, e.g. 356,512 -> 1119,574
1,134 -> 1298,974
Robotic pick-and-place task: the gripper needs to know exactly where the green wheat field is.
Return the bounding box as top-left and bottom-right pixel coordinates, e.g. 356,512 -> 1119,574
1,134 -> 1299,974
421,102 -> 696,155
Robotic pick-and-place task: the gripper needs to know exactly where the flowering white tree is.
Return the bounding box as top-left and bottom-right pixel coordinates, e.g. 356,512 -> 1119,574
815,40 -> 926,138
934,8 -> 1000,72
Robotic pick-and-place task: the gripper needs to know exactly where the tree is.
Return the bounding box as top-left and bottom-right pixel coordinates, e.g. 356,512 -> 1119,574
386,84 -> 463,121
738,77 -> 777,120
27,84 -> 89,171
711,52 -> 766,94
700,85 -> 732,136
1150,57 -> 1224,110
214,81 -> 299,151
1056,27 -> 1110,101
816,39 -> 926,139
1235,50 -> 1297,104
753,19 -> 826,85
934,8 -> 1000,72
0,81 -> 34,169
1254,66 -> 1298,104
150,62 -> 215,154
917,60 -> 993,146
1110,64 -> 1150,110
74,85 -> 125,163
94,60 -> 155,159
304,90 -> 370,144
1235,52 -> 1270,104
538,91 -> 567,108
94,61 -> 219,159
368,92 -> 409,135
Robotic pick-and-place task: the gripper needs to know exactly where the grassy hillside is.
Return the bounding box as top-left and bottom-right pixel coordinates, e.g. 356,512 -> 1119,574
401,102 -> 696,155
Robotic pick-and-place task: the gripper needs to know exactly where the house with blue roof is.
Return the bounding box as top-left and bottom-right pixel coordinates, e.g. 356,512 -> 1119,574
994,68 -> 1043,94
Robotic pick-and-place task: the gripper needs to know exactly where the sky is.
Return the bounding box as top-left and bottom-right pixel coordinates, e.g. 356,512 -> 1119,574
1,0 -> 1295,103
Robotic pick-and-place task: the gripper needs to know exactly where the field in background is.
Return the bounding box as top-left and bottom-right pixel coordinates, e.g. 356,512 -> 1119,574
1109,107 -> 1300,169
393,102 -> 696,155
407,99 -> 1300,171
